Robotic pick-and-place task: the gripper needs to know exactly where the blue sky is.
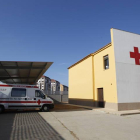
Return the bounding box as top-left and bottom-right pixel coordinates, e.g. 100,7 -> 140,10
0,0 -> 140,86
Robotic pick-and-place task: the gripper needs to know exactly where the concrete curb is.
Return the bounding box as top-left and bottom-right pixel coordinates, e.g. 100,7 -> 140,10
91,109 -> 140,116
66,103 -> 140,116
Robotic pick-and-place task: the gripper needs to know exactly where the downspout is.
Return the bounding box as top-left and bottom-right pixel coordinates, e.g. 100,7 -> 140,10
92,55 -> 95,106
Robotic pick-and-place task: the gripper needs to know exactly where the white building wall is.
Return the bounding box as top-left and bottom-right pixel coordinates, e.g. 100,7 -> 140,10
111,28 -> 140,103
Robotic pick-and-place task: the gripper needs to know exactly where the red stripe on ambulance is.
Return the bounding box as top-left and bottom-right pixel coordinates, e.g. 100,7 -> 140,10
0,84 -> 38,88
0,101 -> 52,104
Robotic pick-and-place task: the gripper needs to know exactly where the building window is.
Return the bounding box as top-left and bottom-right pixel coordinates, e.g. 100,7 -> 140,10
104,55 -> 109,69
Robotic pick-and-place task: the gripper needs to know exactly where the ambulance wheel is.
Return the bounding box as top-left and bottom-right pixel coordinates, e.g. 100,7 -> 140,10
42,105 -> 50,112
0,106 -> 4,114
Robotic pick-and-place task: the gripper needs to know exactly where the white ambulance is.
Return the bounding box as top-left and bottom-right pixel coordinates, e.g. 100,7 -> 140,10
0,84 -> 54,113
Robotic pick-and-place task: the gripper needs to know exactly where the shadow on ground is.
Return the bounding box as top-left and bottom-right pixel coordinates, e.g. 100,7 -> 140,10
0,111 -> 64,140
0,112 -> 15,140
0,104 -> 92,140
52,104 -> 92,112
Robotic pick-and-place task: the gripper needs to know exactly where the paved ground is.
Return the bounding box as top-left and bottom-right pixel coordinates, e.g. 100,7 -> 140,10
40,109 -> 140,140
0,111 -> 64,140
1,105 -> 140,140
0,104 -> 83,140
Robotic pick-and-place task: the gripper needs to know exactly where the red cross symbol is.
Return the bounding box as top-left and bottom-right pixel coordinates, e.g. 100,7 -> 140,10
37,99 -> 41,105
130,47 -> 140,65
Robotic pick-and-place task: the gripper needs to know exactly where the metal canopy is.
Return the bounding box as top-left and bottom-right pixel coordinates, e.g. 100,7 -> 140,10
0,61 -> 53,85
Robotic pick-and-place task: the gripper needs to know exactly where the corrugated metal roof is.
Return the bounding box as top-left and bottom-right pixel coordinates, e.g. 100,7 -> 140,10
0,61 -> 53,85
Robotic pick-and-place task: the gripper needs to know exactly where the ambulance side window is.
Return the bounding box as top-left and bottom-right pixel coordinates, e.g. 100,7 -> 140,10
11,88 -> 26,97
35,90 -> 42,97
35,90 -> 45,98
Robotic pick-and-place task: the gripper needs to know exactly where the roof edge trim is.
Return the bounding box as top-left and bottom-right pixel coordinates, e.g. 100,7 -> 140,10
68,54 -> 92,69
91,43 -> 111,56
68,43 -> 111,69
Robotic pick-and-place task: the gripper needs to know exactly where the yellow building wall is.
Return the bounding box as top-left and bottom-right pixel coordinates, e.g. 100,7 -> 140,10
69,56 -> 93,99
93,45 -> 118,103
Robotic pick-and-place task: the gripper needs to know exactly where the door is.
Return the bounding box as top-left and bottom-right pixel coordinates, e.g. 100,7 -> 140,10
26,89 -> 45,109
97,88 -> 104,107
34,90 -> 44,108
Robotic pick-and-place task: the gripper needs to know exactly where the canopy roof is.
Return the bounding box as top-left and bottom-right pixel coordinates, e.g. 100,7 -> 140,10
0,61 -> 53,85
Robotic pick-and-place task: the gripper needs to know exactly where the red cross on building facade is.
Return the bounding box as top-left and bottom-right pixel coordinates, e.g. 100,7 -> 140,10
130,47 -> 140,65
